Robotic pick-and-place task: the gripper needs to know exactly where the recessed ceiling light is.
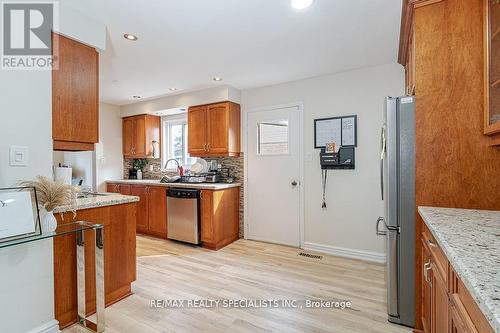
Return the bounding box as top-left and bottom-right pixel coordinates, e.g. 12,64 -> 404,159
169,88 -> 177,91
132,95 -> 141,99
291,0 -> 314,10
213,77 -> 223,81
124,33 -> 138,41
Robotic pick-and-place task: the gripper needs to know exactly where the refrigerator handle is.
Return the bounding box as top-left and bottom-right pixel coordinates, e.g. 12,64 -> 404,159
380,126 -> 386,200
376,217 -> 387,236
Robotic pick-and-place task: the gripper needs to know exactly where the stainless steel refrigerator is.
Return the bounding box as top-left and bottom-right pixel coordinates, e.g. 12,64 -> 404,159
376,96 -> 415,328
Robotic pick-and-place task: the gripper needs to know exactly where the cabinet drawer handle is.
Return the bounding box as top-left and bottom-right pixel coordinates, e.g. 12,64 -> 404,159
427,239 -> 437,247
207,143 -> 210,151
423,260 -> 432,285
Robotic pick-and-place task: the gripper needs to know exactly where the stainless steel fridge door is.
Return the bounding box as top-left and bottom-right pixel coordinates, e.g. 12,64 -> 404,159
384,97 -> 398,229
386,229 -> 399,318
384,97 -> 400,320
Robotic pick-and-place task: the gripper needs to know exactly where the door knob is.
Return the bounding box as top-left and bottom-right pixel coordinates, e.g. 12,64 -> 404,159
291,181 -> 298,186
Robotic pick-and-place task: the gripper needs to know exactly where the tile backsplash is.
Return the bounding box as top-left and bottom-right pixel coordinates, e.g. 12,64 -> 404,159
124,155 -> 245,237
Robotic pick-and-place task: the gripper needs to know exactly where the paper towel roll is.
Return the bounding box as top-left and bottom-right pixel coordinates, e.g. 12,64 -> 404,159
54,167 -> 72,185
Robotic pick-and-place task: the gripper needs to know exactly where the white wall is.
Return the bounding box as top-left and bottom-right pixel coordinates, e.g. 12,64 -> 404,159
96,103 -> 123,192
0,3 -> 105,332
242,63 -> 405,260
0,69 -> 57,333
120,85 -> 241,117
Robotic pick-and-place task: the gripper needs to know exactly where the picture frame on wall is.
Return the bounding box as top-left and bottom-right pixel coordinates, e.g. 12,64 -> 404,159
0,187 -> 41,243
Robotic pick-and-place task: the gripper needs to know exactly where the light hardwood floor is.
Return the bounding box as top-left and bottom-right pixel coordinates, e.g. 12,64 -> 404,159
65,236 -> 412,333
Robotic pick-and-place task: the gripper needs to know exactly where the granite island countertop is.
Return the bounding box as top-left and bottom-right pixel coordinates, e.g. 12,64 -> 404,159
418,206 -> 500,333
53,193 -> 139,214
107,179 -> 241,190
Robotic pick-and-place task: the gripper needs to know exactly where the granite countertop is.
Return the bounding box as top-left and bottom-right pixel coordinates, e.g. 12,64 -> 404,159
107,179 -> 241,190
53,193 -> 139,214
418,206 -> 500,333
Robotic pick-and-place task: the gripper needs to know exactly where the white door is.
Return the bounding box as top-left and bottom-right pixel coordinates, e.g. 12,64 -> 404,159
246,105 -> 302,247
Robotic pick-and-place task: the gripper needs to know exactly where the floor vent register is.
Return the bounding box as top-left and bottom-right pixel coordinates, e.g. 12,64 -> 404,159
298,252 -> 323,260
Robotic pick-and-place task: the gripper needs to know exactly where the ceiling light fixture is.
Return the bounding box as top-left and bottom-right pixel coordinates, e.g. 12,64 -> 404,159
213,77 -> 223,82
169,88 -> 177,91
291,0 -> 314,10
123,33 -> 138,41
132,95 -> 141,99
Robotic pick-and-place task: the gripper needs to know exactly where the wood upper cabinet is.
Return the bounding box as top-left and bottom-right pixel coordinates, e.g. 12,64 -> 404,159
188,102 -> 241,157
188,105 -> 208,155
200,187 -> 240,250
52,33 -> 99,151
122,114 -> 160,158
484,0 -> 500,144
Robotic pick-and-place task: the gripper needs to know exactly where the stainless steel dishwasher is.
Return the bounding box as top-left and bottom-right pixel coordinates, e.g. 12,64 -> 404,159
166,188 -> 200,244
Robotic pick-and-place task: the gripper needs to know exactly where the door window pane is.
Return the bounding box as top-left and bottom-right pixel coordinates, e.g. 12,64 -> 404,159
257,120 -> 289,155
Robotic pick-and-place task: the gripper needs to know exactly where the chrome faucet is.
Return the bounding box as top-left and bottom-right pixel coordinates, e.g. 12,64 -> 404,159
164,159 -> 181,174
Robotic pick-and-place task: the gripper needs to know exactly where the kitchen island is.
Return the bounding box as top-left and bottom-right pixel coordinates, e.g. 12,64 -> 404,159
418,206 -> 499,333
54,193 -> 139,329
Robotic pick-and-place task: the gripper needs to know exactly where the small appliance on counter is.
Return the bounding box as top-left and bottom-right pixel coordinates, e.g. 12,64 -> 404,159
54,165 -> 72,185
128,168 -> 137,179
204,171 -> 221,183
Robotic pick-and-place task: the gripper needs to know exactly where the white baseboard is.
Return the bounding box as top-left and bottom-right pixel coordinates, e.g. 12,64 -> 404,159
27,319 -> 60,333
303,242 -> 386,264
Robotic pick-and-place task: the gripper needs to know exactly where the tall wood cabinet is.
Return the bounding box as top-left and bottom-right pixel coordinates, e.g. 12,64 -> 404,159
122,114 -> 160,158
399,1 -> 500,330
52,33 -> 99,151
188,102 -> 241,157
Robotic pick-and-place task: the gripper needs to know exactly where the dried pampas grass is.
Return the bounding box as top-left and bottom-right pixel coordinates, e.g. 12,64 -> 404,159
19,176 -> 78,213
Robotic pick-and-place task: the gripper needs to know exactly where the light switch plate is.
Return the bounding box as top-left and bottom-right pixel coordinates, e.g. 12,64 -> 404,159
10,146 -> 29,167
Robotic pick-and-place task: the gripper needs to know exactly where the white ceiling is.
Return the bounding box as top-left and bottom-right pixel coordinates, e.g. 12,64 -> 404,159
64,0 -> 402,106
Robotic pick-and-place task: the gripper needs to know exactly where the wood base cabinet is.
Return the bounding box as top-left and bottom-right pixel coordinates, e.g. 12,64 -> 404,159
420,225 -> 494,333
200,187 -> 240,250
54,203 -> 137,329
108,183 -> 167,238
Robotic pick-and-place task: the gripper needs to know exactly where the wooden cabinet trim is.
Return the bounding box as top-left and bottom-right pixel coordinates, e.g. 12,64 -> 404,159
483,0 -> 500,137
398,0 -> 445,65
53,140 -> 94,151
